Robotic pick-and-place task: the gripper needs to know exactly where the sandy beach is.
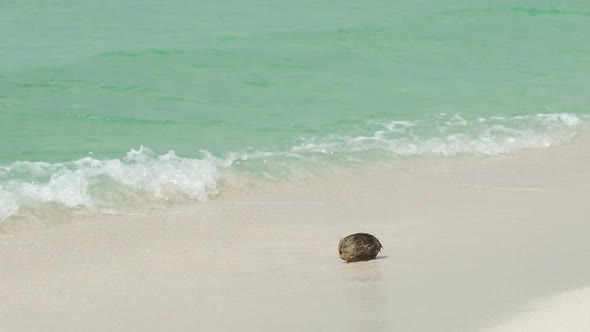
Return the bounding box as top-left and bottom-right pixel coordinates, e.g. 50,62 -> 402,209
1,134 -> 590,332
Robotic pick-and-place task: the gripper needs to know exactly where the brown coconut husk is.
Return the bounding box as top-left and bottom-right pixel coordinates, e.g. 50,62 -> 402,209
338,233 -> 382,263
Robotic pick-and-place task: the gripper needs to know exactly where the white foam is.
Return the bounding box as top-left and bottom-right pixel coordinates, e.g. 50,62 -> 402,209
0,113 -> 585,223
0,188 -> 19,222
291,113 -> 584,156
0,147 -> 234,222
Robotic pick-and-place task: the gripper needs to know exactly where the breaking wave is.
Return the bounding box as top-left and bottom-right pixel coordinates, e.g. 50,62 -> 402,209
0,147 -> 234,222
292,113 -> 583,156
0,112 -> 584,223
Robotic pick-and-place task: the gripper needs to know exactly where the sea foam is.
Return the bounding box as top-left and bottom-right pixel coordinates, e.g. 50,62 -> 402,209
0,113 -> 584,223
0,147 -> 233,222
291,113 -> 584,156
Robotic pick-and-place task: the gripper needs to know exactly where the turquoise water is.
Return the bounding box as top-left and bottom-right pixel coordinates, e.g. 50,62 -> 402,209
1,1 -> 590,221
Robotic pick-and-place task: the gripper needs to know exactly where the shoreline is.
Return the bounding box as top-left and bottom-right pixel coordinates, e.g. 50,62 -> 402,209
1,134 -> 590,331
1,113 -> 586,228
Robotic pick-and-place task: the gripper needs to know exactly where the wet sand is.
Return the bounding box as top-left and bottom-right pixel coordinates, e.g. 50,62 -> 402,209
1,135 -> 589,331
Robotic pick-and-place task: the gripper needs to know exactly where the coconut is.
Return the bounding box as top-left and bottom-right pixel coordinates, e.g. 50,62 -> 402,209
338,233 -> 382,262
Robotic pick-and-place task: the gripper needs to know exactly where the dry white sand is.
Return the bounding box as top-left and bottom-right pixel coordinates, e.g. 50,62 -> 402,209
1,135 -> 590,332
482,287 -> 590,332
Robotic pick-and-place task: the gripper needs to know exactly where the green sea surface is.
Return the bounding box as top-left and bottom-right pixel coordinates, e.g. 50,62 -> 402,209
1,0 -> 589,221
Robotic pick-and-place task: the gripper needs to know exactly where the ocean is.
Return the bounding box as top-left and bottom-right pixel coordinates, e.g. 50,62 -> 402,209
1,0 -> 589,223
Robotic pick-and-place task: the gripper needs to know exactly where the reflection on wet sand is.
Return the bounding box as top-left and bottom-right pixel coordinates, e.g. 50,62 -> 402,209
340,258 -> 389,332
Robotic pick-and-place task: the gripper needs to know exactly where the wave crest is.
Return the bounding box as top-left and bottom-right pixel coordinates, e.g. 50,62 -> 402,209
291,113 -> 583,156
0,147 -> 233,222
0,113 -> 584,223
